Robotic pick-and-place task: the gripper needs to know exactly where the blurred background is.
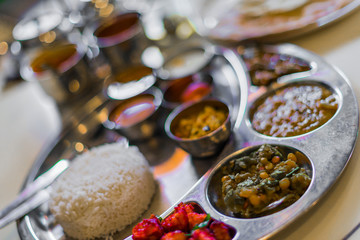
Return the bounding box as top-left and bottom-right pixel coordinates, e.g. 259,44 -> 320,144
0,0 -> 36,18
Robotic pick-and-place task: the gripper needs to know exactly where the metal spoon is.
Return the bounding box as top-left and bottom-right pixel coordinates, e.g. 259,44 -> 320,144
0,159 -> 69,229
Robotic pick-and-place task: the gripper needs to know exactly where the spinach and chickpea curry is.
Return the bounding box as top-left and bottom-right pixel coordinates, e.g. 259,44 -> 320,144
220,144 -> 311,218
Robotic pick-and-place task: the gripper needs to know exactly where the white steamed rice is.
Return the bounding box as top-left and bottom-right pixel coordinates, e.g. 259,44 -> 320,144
49,142 -> 155,239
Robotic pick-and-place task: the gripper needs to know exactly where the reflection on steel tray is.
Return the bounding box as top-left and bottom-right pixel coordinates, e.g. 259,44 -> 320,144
17,43 -> 358,240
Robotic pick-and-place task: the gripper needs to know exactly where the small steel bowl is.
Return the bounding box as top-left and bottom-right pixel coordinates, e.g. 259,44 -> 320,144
103,86 -> 163,141
12,10 -> 65,51
20,41 -> 98,106
103,64 -> 156,100
87,11 -> 148,73
165,99 -> 231,158
154,40 -> 215,89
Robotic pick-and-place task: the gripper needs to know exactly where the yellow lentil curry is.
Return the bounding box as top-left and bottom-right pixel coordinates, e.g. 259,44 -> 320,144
221,144 -> 311,218
173,105 -> 227,139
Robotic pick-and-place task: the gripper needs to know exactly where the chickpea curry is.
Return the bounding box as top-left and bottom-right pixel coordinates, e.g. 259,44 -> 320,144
220,144 -> 311,218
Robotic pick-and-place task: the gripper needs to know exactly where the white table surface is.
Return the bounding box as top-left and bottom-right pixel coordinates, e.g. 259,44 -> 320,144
1,7 -> 360,240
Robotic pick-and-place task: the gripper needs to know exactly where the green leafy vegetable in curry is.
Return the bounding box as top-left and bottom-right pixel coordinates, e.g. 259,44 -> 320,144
221,144 -> 311,218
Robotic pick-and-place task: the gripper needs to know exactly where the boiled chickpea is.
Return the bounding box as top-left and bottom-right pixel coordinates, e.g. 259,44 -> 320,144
279,178 -> 291,190
260,171 -> 269,179
287,153 -> 297,162
260,157 -> 269,165
272,156 -> 280,164
265,162 -> 274,170
239,188 -> 253,198
285,160 -> 297,168
249,195 -> 261,207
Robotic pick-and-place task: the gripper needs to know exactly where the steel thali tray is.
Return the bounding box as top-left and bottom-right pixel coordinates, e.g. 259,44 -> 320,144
17,43 -> 358,239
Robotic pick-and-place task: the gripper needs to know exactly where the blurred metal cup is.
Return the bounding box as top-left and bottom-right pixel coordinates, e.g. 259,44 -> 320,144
103,86 -> 163,141
104,64 -> 156,100
87,11 -> 148,74
20,42 -> 99,106
162,72 -> 213,110
165,99 -> 231,158
12,9 -> 68,53
154,39 -> 215,89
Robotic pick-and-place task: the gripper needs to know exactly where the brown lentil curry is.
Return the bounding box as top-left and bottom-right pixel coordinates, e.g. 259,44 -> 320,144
242,50 -> 311,86
221,144 -> 311,218
251,84 -> 338,137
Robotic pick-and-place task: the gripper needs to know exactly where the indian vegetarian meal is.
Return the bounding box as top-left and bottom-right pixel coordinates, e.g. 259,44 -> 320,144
108,94 -> 156,128
132,202 -> 235,240
209,0 -> 353,41
241,49 -> 311,86
220,144 -> 311,218
49,142 -> 155,239
173,105 -> 227,139
251,83 -> 339,137
30,43 -> 78,73
164,75 -> 212,106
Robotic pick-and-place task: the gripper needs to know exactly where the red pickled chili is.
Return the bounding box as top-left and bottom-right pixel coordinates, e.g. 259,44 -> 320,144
132,202 -> 234,240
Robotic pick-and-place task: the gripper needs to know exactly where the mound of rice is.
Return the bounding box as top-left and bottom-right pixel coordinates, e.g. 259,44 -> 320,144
49,142 -> 155,239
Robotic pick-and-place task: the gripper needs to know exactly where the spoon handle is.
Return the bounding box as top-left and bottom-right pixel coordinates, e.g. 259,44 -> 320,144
0,189 -> 50,229
0,159 -> 69,228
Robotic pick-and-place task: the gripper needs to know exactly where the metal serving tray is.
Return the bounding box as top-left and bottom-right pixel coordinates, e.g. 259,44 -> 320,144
154,43 -> 359,239
17,43 -> 358,240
